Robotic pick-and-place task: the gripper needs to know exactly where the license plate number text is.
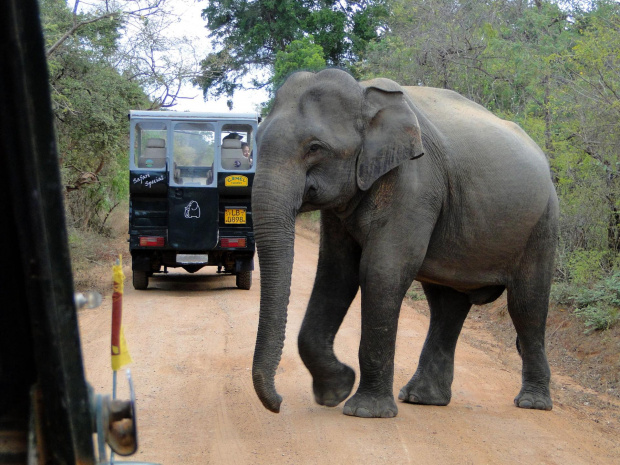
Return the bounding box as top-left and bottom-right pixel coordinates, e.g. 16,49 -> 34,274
225,208 -> 246,224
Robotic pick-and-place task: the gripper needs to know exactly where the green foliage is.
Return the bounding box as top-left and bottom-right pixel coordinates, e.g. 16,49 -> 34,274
197,0 -> 389,103
566,249 -> 607,285
575,305 -> 619,333
301,211 -> 321,222
273,36 -> 327,88
257,35 -> 328,113
554,272 -> 620,332
406,286 -> 426,302
41,0 -> 150,231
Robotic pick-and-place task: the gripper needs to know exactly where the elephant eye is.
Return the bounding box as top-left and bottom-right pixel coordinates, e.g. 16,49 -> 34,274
304,142 -> 329,162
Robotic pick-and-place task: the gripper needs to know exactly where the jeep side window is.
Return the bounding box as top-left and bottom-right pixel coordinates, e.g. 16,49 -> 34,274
221,124 -> 254,171
134,122 -> 167,168
172,122 -> 216,186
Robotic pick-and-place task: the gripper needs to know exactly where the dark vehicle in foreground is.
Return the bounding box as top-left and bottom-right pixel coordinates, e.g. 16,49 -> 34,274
128,110 -> 258,290
2,2 -> 139,462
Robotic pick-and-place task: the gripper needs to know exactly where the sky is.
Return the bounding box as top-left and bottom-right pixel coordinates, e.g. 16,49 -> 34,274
167,0 -> 268,113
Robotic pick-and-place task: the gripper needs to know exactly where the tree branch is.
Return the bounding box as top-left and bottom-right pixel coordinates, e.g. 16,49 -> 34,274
46,12 -> 119,57
47,0 -> 167,58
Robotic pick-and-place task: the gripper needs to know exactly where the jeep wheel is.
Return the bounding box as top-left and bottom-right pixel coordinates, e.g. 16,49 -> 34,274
236,271 -> 252,290
133,270 -> 149,290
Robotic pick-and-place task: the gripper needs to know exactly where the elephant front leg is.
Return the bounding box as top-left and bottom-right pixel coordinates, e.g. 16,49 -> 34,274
341,217 -> 436,418
298,211 -> 360,408
399,283 -> 471,406
341,244 -> 421,419
342,280 -> 404,418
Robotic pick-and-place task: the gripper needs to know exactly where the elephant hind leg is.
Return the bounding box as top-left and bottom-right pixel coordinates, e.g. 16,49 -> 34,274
507,200 -> 557,411
507,271 -> 553,410
399,283 -> 472,406
507,280 -> 553,410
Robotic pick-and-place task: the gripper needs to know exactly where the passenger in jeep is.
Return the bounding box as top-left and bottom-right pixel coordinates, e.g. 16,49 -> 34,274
241,142 -> 253,167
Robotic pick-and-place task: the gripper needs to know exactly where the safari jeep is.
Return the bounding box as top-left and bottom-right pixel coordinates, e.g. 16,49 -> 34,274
128,110 -> 258,290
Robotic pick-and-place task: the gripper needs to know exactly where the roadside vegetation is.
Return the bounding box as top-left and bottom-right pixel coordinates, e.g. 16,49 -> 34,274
42,0 -> 618,398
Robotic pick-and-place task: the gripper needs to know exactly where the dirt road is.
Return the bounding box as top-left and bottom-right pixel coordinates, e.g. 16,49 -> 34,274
78,230 -> 619,464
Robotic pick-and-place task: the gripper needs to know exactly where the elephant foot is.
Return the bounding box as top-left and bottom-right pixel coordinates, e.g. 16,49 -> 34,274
514,387 -> 552,411
398,377 -> 451,406
313,364 -> 355,407
343,392 -> 398,418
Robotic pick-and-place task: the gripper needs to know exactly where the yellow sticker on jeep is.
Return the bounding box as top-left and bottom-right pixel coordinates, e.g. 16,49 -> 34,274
225,175 -> 248,187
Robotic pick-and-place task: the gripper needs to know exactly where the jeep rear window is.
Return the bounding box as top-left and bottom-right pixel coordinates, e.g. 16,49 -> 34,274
134,121 -> 167,169
172,122 -> 216,186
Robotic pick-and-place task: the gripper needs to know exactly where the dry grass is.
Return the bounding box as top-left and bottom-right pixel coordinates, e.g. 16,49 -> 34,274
68,203 -> 129,297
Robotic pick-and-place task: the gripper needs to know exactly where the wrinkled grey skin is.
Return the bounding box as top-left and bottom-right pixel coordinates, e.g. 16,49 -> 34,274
251,69 -> 558,418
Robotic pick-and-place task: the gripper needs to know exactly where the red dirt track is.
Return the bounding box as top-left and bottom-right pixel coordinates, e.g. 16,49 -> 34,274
78,228 -> 620,464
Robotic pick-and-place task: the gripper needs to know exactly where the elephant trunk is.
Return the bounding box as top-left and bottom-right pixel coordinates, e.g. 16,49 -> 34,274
251,172 -> 301,413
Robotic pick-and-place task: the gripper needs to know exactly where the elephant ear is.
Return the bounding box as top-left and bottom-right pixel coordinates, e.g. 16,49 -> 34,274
357,78 -> 424,191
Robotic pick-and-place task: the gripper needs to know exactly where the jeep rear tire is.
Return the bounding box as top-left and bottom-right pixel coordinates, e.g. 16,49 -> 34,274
236,270 -> 252,290
133,270 -> 149,290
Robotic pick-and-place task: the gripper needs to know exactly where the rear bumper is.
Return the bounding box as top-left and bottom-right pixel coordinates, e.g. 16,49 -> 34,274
130,246 -> 255,272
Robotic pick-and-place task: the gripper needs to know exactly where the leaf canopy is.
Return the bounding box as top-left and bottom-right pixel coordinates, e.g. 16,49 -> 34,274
196,0 -> 389,102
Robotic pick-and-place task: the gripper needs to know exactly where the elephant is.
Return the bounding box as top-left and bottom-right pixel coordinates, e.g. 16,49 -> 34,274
251,68 -> 558,419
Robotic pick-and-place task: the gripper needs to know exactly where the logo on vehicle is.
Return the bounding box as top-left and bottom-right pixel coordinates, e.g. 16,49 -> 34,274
184,200 -> 201,219
225,175 -> 248,187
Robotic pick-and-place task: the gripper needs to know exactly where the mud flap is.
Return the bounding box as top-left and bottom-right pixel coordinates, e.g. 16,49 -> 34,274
131,253 -> 152,272
235,257 -> 254,273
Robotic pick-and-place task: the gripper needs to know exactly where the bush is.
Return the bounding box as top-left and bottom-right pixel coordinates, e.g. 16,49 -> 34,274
566,249 -> 607,285
406,282 -> 426,301
574,304 -> 619,332
553,272 -> 620,333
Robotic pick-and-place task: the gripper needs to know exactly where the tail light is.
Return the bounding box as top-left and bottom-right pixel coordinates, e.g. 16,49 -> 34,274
139,236 -> 165,247
220,237 -> 246,248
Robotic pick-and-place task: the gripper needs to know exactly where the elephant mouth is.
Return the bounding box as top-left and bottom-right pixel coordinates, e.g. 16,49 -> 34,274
301,179 -> 319,211
300,170 -> 361,214
303,176 -> 317,197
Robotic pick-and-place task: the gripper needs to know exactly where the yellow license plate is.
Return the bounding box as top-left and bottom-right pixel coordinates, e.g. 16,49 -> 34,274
225,208 -> 246,224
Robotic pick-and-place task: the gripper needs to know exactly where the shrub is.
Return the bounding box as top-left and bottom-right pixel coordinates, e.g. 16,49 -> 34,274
574,304 -> 619,332
554,272 -> 620,333
406,283 -> 426,301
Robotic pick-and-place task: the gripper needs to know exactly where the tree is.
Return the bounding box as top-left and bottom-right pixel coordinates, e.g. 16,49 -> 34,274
273,36 -> 327,87
195,0 -> 389,107
40,0 -> 207,231
42,0 -> 148,230
44,0 -> 203,110
552,0 -> 620,276
359,0 -> 574,121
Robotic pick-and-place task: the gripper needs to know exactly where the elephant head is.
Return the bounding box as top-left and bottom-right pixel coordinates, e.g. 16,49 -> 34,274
251,69 -> 424,413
